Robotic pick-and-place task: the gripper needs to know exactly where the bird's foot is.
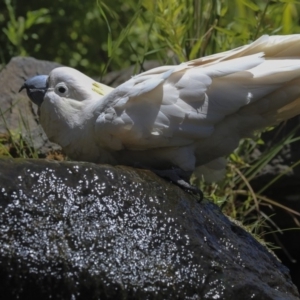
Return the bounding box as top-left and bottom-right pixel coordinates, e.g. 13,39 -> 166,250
150,168 -> 203,202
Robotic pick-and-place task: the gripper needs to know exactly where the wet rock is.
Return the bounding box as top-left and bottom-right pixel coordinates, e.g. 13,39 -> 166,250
0,158 -> 298,300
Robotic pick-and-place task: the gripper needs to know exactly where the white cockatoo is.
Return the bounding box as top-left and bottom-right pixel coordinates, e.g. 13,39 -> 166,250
20,35 -> 300,190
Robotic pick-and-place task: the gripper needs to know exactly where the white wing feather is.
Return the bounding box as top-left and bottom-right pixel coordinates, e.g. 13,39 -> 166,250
94,53 -> 265,149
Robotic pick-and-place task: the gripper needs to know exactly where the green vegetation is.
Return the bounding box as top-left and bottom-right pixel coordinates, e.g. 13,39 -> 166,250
2,0 -> 300,75
1,0 -> 300,249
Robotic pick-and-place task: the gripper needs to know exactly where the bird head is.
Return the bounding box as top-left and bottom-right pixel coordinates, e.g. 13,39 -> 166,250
19,67 -> 116,149
19,67 -> 114,107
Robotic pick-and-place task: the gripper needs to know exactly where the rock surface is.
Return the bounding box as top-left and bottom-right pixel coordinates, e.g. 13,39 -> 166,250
0,158 -> 299,300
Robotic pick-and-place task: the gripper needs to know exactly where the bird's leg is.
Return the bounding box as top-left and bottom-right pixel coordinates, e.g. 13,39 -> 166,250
149,168 -> 203,202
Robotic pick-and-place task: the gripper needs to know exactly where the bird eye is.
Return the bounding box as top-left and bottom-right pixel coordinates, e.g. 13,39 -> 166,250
58,86 -> 66,93
55,83 -> 69,96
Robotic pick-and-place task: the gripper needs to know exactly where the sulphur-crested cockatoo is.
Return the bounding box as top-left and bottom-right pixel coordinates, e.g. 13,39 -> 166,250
20,35 -> 300,189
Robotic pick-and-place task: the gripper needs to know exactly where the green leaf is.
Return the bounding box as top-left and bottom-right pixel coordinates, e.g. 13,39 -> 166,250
241,0 -> 260,11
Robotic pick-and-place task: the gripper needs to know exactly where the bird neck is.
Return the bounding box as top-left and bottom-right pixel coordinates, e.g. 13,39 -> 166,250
39,98 -> 92,147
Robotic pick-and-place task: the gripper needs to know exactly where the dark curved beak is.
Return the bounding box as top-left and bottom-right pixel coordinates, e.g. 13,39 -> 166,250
19,75 -> 49,106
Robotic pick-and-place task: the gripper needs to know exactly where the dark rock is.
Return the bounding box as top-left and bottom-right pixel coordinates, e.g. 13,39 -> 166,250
0,158 -> 299,300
